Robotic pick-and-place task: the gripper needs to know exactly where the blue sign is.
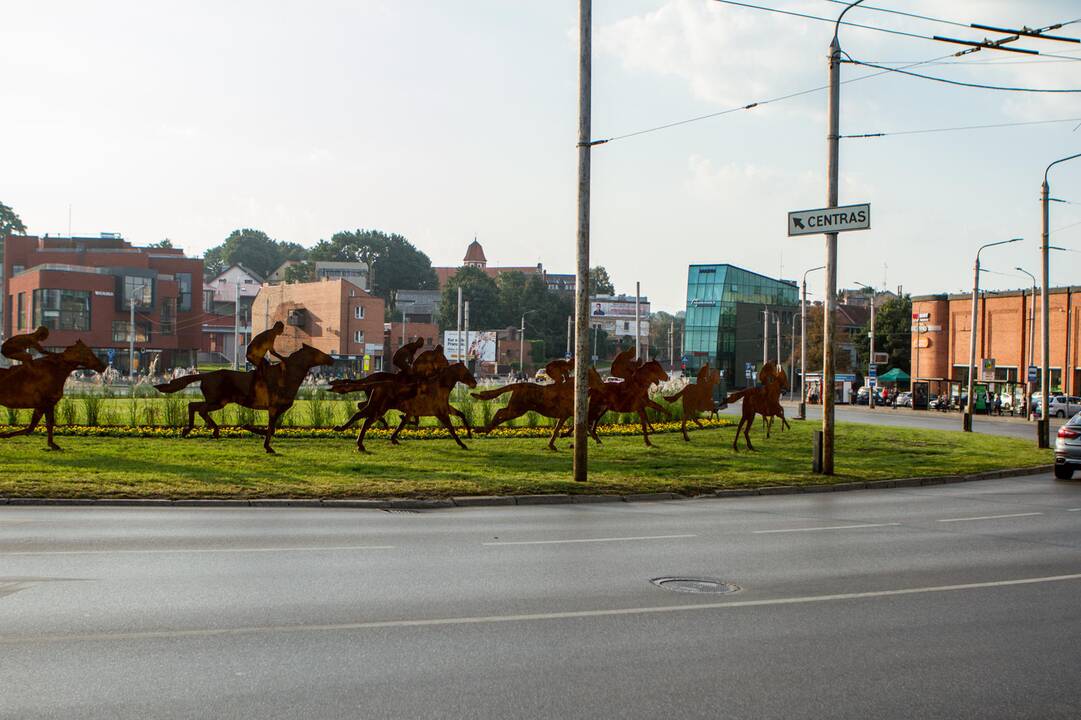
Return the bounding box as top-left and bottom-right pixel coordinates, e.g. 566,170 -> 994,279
868,366 -> 877,377
106,348 -> 116,364
565,352 -> 572,360
1028,365 -> 1038,382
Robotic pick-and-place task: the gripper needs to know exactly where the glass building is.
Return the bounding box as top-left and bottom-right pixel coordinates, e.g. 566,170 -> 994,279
683,264 -> 798,388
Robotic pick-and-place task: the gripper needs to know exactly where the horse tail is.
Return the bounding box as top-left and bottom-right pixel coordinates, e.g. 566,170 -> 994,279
664,388 -> 686,403
471,384 -> 517,401
154,374 -> 204,394
724,388 -> 753,404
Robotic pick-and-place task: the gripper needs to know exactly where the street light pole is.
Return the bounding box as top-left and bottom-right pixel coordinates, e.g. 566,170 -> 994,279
800,265 -> 824,420
572,0 -> 592,483
965,238 -> 1023,431
1041,153 -> 1081,447
520,309 -> 538,375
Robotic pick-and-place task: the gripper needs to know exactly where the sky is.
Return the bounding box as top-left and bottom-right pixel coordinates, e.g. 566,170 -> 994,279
2,0 -> 1080,313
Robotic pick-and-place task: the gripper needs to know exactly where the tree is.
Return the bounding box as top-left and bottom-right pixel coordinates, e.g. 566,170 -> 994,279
801,304 -> 854,374
854,294 -> 912,373
649,310 -> 685,364
1,201 -> 27,237
589,265 -> 615,296
283,260 -> 315,284
202,229 -> 304,280
147,238 -> 174,249
311,229 -> 437,303
439,267 -> 502,332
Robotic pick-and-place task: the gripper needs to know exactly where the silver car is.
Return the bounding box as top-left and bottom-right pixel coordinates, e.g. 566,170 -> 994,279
1054,413 -> 1081,480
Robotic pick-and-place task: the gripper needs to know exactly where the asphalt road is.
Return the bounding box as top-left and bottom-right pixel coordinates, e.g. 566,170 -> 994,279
3,475 -> 1081,719
728,402 -> 1067,441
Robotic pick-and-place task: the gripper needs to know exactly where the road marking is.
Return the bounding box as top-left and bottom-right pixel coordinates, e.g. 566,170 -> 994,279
0,545 -> 395,557
937,512 -> 1043,523
753,523 -> 901,534
1067,508 -> 1081,512
483,534 -> 696,546
3,573 -> 1080,645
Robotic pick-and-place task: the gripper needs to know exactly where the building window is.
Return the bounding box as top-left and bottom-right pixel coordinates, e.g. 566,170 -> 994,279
112,321 -> 150,343
176,272 -> 192,312
353,330 -> 364,344
354,305 -> 365,320
160,298 -> 175,336
16,293 -> 25,330
33,289 -> 91,331
118,276 -> 153,310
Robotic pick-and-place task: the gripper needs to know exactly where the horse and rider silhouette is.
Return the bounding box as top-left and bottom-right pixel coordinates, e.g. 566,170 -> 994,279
155,321 -> 334,454
0,326 -> 107,450
724,361 -> 790,451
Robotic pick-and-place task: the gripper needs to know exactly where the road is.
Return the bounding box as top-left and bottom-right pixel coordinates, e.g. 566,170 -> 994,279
3,475 -> 1081,718
724,402 -> 1067,441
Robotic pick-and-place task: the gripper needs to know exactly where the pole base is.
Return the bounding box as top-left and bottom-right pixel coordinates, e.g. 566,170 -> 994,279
812,430 -> 824,474
962,412 -> 973,432
797,402 -> 806,420
1038,419 -> 1050,449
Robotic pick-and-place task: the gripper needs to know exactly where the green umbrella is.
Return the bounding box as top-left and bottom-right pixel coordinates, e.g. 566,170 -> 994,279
878,368 -> 910,384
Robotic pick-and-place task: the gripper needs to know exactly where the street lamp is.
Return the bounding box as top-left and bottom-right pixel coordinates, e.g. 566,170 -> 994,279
1040,152 -> 1081,447
520,309 -> 539,376
854,282 -> 877,409
799,265 -> 825,420
1015,266 -> 1038,417
965,237 -> 1023,431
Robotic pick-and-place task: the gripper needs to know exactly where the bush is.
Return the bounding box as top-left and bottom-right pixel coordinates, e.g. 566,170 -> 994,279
59,397 -> 78,426
82,394 -> 103,426
163,395 -> 186,428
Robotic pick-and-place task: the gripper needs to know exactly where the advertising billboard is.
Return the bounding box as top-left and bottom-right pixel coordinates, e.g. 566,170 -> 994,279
443,331 -> 497,362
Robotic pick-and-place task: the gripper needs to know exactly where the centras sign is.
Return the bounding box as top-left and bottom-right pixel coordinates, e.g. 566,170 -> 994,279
787,203 -> 870,236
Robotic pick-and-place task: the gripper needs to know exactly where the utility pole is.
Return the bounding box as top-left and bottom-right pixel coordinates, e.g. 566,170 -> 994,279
128,297 -> 136,381
572,0 -> 592,483
232,282 -> 241,370
566,315 -> 572,358
855,282 -> 876,408
463,301 -> 470,369
775,313 -> 781,368
1016,266 -> 1037,416
799,265 -> 824,420
762,307 -> 769,369
790,312 -> 797,400
1041,153 -> 1081,446
634,281 -> 641,361
456,286 -> 463,363
669,322 -> 674,372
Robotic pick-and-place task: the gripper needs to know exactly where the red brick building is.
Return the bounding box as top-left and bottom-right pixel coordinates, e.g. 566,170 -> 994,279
911,286 -> 1080,397
1,234 -> 203,372
252,278 -> 386,372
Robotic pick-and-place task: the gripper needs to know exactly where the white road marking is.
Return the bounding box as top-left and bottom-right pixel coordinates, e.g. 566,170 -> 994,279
4,573 -> 1080,645
0,545 -> 395,557
937,512 -> 1043,523
483,534 -> 696,546
1067,508 -> 1081,512
753,523 -> 901,534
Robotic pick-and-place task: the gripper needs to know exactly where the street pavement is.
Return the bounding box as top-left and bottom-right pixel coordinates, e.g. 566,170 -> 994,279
727,401 -> 1067,441
2,474 -> 1081,719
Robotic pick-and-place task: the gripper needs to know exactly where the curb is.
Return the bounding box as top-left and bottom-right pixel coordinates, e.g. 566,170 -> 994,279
0,465 -> 1056,510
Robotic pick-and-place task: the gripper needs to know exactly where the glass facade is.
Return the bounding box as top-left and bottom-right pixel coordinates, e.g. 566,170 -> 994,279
683,264 -> 798,386
32,289 -> 91,331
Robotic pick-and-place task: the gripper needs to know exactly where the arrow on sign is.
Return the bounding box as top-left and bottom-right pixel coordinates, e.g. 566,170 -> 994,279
793,217 -> 806,230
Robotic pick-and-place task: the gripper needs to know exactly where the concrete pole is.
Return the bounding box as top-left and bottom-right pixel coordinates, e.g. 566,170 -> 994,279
965,257 -> 980,431
762,307 -> 769,369
519,313 -> 526,374
456,286 -> 463,363
800,282 -> 807,416
233,282 -> 240,371
566,315 -> 572,357
572,0 -> 592,483
868,290 -> 876,409
820,34 -> 842,474
669,322 -> 674,372
790,312 -> 797,400
1041,177 -> 1051,446
463,301 -> 470,368
775,313 -> 781,368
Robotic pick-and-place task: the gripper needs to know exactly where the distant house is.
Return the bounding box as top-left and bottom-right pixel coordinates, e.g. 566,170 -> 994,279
433,238 -> 569,291
200,263 -> 263,363
267,260 -> 370,291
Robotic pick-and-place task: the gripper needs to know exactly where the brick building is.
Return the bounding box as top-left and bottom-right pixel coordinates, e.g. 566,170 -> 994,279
1,234 -> 202,372
911,286 -> 1080,398
433,238 -> 569,291
252,278 -> 385,372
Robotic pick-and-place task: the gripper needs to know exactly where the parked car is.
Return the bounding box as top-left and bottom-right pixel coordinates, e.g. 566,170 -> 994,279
1040,395 -> 1081,418
1054,412 -> 1081,479
895,391 -> 912,407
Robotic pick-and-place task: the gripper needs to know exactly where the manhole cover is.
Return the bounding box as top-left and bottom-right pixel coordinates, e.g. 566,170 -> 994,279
651,577 -> 741,594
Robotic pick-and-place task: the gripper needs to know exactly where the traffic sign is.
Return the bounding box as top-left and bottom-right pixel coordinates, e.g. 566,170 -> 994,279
787,203 -> 870,236
872,352 -> 889,365
868,366 -> 877,378
981,358 -> 996,381
745,362 -> 755,379
1028,365 -> 1038,382
912,312 -> 930,320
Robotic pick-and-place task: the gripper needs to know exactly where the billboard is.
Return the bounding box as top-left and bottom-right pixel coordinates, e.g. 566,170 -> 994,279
443,331 -> 497,363
590,300 -> 647,318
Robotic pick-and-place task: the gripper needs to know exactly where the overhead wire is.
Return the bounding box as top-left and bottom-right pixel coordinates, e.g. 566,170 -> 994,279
842,55 -> 1081,92
840,116 -> 1081,139
820,0 -> 970,30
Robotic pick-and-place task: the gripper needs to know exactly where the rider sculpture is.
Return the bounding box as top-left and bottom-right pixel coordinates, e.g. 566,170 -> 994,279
2,326 -> 56,365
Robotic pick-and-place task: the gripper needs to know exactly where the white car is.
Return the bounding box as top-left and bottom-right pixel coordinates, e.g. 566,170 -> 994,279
1045,395 -> 1081,418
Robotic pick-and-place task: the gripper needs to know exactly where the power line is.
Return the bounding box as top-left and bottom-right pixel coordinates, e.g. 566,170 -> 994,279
841,116 -> 1081,139
820,0 -> 969,30
843,55 -> 1081,92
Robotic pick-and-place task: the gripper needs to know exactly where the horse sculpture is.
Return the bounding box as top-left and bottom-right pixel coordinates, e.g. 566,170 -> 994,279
663,363 -> 723,442
0,340 -> 106,450
470,359 -> 587,451
154,343 -> 334,454
587,359 -> 669,447
332,355 -> 477,452
724,361 -> 788,451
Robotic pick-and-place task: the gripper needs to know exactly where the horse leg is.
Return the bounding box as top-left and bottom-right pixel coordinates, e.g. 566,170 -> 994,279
547,417 -> 567,451
486,406 -> 523,433
743,414 -> 755,451
263,410 -> 280,454
732,417 -> 743,451
638,409 -> 654,447
200,403 -> 226,439
680,417 -> 690,442
780,411 -> 790,431
44,406 -> 60,451
182,401 -> 200,437
438,412 -> 468,449
448,406 -> 473,438
356,415 -> 378,453
390,416 -> 408,446
0,408 -> 42,439
692,416 -> 704,428
335,404 -> 366,431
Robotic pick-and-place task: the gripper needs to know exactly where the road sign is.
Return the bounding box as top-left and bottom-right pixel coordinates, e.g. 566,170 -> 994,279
911,324 -> 941,332
873,352 -> 889,364
868,366 -> 877,378
106,348 -> 116,364
912,312 -> 930,320
981,358 -> 996,382
564,351 -> 572,360
745,362 -> 754,379
1028,365 -> 1038,382
787,203 -> 870,236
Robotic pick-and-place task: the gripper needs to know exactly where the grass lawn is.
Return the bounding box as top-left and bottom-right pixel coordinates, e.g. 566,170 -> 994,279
0,420 -> 1053,499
